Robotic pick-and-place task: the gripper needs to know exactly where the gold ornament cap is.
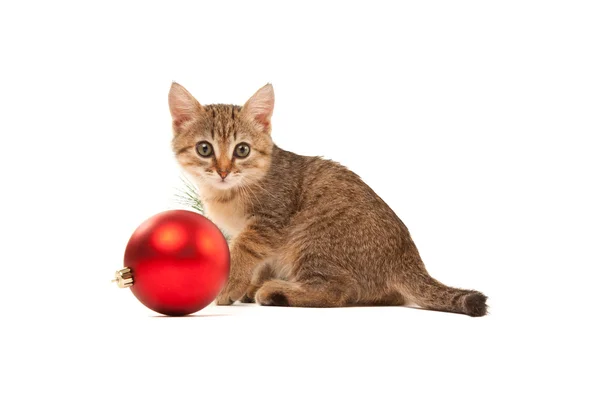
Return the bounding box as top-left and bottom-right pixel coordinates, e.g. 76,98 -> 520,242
112,267 -> 133,288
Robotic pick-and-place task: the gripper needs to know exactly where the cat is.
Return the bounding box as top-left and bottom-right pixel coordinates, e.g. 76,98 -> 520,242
168,82 -> 488,317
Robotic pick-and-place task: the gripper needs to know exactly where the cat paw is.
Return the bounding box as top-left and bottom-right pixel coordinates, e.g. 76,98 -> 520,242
256,289 -> 289,306
215,282 -> 247,305
215,292 -> 235,305
240,294 -> 255,303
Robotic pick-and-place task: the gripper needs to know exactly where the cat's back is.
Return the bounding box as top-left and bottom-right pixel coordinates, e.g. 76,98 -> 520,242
270,146 -> 409,272
272,146 -> 400,225
271,145 -> 362,187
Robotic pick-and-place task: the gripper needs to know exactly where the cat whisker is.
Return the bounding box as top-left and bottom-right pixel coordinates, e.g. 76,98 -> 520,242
240,180 -> 260,209
240,177 -> 266,207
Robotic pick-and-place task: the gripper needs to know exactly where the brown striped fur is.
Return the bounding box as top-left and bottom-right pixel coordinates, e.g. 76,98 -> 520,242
168,82 -> 488,317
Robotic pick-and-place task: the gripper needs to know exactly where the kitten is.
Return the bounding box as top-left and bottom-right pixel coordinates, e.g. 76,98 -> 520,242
169,82 -> 488,317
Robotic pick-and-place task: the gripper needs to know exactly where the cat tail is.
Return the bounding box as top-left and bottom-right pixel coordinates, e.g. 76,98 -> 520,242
400,266 -> 488,317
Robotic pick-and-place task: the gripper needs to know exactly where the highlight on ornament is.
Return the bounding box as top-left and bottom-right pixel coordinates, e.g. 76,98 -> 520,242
113,209 -> 230,316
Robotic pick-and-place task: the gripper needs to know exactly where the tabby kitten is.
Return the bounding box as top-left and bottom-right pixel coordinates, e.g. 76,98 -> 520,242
169,82 -> 487,317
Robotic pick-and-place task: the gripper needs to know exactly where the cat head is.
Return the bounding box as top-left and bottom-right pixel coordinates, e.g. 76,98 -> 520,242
169,83 -> 274,194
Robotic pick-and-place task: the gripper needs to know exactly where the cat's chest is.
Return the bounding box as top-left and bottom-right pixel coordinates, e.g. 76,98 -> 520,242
204,200 -> 248,238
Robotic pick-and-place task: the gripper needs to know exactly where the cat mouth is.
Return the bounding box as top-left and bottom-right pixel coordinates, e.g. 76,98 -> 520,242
212,179 -> 237,189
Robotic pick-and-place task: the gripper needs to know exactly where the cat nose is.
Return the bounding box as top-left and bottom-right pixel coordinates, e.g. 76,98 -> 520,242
217,169 -> 230,179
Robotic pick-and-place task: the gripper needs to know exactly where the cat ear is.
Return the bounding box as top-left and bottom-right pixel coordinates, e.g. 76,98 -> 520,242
168,82 -> 203,131
242,83 -> 274,132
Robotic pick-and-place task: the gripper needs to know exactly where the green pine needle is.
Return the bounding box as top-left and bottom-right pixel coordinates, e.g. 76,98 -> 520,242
175,176 -> 204,214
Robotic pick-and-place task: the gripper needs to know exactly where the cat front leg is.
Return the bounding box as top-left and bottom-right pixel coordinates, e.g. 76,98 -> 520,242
215,227 -> 273,305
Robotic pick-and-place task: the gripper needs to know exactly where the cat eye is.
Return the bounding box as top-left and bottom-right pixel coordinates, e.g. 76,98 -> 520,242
234,143 -> 251,158
196,141 -> 213,158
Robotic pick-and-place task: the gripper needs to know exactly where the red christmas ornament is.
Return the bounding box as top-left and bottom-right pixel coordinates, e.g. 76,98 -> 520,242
113,210 -> 230,316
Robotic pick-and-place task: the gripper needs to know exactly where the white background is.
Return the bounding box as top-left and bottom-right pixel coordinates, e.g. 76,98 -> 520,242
1,1 -> 598,399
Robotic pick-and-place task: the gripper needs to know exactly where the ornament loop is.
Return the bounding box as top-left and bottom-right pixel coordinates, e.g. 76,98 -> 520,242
113,267 -> 133,288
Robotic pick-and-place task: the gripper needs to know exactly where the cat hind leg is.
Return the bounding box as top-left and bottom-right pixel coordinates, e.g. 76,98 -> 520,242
256,278 -> 353,307
356,291 -> 406,306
